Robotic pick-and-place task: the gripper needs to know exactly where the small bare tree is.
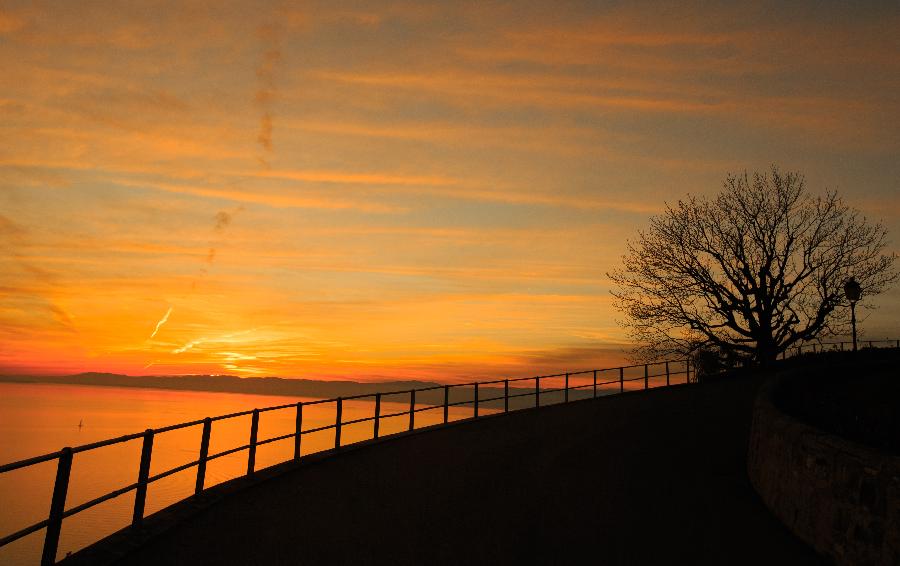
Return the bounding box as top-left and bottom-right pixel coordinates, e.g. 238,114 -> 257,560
609,166 -> 896,366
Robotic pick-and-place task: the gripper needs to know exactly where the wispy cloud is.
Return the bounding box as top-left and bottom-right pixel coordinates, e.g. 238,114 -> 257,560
255,19 -> 282,167
112,177 -> 406,213
172,338 -> 201,355
149,306 -> 172,339
173,329 -> 258,355
0,11 -> 25,34
0,214 -> 79,332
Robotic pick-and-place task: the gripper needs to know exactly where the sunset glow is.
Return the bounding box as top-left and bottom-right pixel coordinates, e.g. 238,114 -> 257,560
1,1 -> 899,381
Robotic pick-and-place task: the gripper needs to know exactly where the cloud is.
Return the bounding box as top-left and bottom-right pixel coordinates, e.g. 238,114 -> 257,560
149,306 -> 172,339
111,177 -> 407,213
206,207 -> 242,266
0,11 -> 25,34
257,112 -> 273,152
252,168 -> 461,187
255,22 -> 282,166
213,210 -> 234,232
0,213 -> 27,239
46,303 -> 77,332
0,214 -> 78,332
173,328 -> 258,355
173,338 -> 202,354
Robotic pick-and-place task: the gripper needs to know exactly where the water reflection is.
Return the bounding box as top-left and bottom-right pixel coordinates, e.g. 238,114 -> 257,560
0,383 -> 493,564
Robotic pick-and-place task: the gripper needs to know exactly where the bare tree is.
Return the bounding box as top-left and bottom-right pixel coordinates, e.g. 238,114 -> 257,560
609,166 -> 897,366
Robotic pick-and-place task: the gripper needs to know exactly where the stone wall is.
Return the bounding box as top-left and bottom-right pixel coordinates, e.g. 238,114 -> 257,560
748,371 -> 900,566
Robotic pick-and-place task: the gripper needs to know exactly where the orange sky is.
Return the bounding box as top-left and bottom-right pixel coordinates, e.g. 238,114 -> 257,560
1,1 -> 899,381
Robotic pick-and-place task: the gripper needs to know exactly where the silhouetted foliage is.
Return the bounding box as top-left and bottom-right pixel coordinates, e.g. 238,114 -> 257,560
609,166 -> 897,366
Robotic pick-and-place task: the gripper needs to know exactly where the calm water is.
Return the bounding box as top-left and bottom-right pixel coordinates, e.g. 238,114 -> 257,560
0,382 -> 488,565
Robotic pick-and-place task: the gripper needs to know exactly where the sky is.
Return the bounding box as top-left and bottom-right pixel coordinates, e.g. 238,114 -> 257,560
1,1 -> 899,381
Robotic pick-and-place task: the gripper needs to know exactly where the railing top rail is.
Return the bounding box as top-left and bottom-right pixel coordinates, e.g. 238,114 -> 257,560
794,338 -> 895,346
257,402 -> 299,414
155,418 -> 207,434
0,451 -> 61,474
210,408 -> 259,421
70,432 -> 146,455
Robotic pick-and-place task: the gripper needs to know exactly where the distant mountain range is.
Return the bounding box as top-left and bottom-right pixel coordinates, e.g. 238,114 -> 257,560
0,371 -> 598,408
0,372 -> 443,401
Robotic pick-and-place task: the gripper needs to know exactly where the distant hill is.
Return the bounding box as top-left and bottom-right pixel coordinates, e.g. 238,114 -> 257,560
0,372 -> 443,401
0,372 -> 598,408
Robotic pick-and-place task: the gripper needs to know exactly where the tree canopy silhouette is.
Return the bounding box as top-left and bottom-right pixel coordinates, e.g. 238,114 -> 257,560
609,167 -> 897,366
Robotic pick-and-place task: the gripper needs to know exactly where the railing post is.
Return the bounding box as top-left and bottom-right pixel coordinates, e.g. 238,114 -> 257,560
132,429 -> 154,528
592,370 -> 597,398
443,385 -> 449,424
294,403 -> 303,460
619,367 -> 624,393
564,373 -> 569,403
335,398 -> 343,449
535,376 -> 540,408
868,340 -> 872,349
373,393 -> 381,439
195,418 -> 212,495
41,447 -> 73,566
686,359 -> 691,383
665,361 -> 670,386
247,410 -> 259,475
644,365 -> 649,389
408,390 -> 415,431
473,383 -> 479,418
504,379 -> 509,412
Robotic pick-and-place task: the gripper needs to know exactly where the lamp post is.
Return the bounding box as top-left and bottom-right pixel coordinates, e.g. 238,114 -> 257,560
844,277 -> 861,352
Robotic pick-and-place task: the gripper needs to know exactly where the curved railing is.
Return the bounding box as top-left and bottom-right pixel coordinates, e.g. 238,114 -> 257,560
781,338 -> 899,357
1,338 -> 896,564
0,359 -> 697,564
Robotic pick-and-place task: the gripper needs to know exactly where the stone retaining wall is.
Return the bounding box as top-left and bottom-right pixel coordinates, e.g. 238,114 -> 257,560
747,372 -> 900,566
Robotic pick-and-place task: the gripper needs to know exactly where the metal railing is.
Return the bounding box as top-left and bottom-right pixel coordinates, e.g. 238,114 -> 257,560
781,338 -> 900,358
0,358 -> 696,564
2,338 -> 897,564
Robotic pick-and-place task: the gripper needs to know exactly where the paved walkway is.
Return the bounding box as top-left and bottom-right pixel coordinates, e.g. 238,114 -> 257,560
66,371 -> 824,565
532,372 -> 824,565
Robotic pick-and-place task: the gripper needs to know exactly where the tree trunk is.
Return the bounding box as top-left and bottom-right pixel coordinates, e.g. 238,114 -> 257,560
756,332 -> 779,368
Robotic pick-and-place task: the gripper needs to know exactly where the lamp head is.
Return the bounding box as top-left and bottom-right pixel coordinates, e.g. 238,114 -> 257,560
844,277 -> 862,303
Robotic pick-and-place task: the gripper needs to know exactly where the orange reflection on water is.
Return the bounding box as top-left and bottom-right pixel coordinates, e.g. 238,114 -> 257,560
0,383 -> 492,564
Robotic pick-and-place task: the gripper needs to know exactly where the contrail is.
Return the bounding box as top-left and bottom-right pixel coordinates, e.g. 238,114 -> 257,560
149,307 -> 173,339
255,22 -> 281,167
173,328 -> 258,355
173,337 -> 201,354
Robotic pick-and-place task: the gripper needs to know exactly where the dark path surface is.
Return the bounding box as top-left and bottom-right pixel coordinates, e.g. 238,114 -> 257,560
66,371 -> 824,566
